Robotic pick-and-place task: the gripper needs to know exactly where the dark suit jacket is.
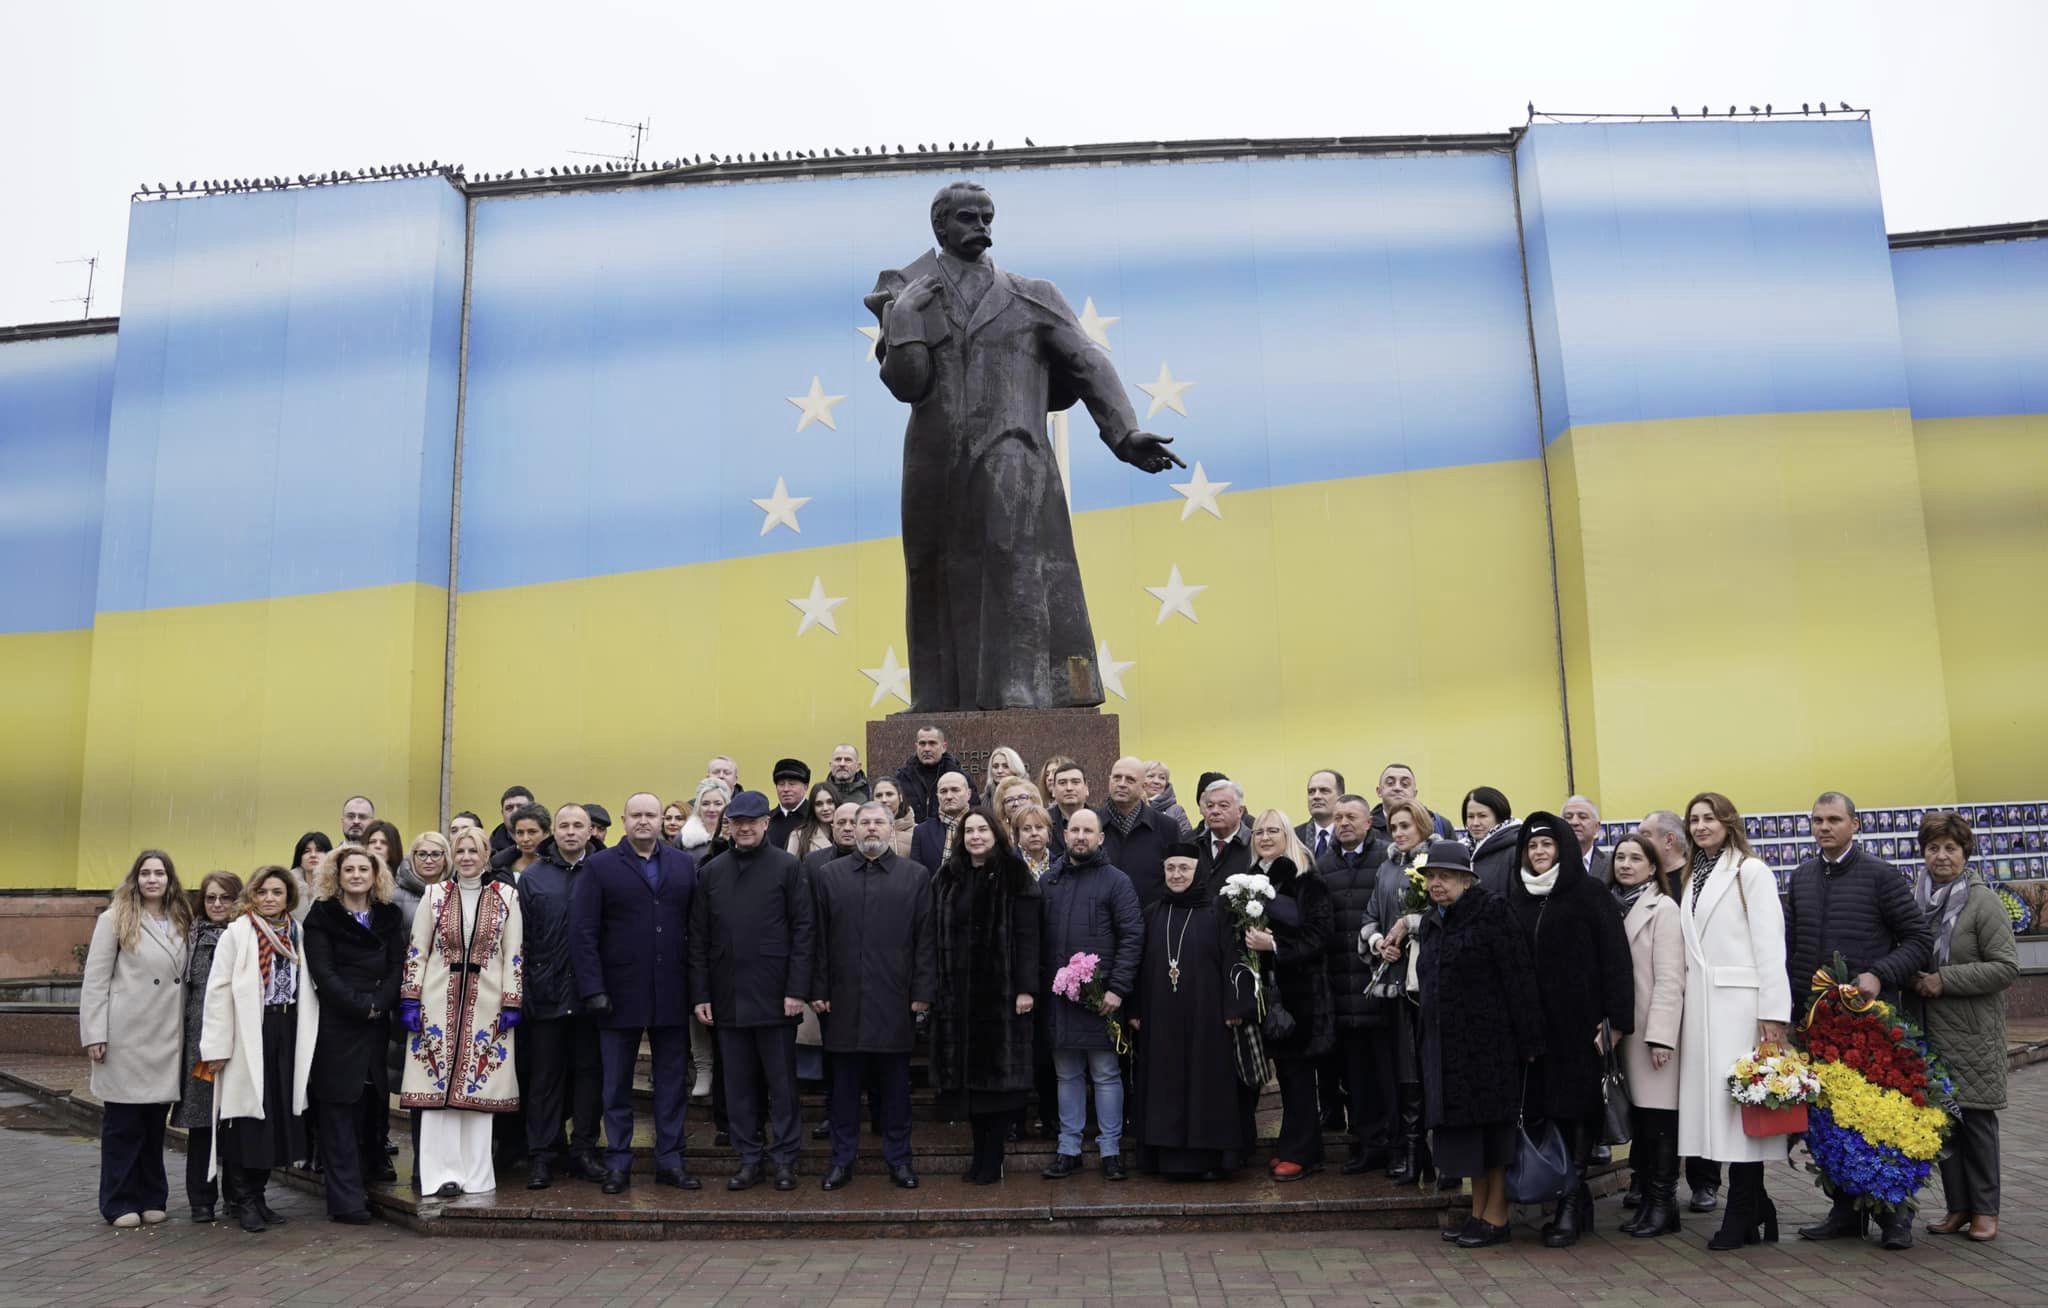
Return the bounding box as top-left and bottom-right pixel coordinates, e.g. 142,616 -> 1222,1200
1194,824 -> 1253,896
570,840 -> 697,1030
910,816 -> 954,873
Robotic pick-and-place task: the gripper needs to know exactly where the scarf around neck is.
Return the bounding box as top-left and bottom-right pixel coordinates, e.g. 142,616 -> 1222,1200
1913,869 -> 1972,967
1520,864 -> 1560,897
1612,880 -> 1650,915
249,911 -> 296,989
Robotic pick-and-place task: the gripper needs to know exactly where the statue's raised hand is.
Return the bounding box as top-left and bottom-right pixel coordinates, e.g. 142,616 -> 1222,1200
1119,431 -> 1187,475
886,274 -> 943,337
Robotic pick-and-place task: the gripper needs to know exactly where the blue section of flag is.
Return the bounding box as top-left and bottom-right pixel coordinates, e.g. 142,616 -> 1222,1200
0,334 -> 115,634
1517,120 -> 1909,443
1893,239 -> 2048,420
456,152 -> 1542,593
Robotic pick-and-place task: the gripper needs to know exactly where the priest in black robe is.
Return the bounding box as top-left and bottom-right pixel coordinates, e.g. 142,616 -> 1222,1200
1127,840 -> 1256,1179
866,181 -> 1185,711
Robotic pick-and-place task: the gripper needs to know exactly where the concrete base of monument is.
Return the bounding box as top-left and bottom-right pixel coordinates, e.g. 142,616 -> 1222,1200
868,707 -> 1121,798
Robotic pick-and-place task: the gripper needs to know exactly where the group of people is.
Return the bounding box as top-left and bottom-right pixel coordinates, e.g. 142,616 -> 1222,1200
79,728 -> 2017,1257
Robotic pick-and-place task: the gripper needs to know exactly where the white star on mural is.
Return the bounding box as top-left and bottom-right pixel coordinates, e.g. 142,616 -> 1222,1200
1169,461 -> 1229,521
860,646 -> 913,707
1096,641 -> 1136,700
1144,565 -> 1206,625
789,576 -> 848,636
1078,297 -> 1119,351
787,376 -> 847,432
856,324 -> 883,362
751,476 -> 811,536
1137,362 -> 1195,419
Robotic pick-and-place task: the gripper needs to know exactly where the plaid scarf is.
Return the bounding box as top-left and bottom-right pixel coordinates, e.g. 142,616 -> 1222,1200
249,912 -> 297,989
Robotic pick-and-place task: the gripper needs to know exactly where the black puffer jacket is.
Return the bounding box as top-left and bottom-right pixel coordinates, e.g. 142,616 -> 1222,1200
1784,843 -> 1930,1001
1319,843 -> 1390,1030
517,844 -> 591,1020
1506,812 -> 1634,1123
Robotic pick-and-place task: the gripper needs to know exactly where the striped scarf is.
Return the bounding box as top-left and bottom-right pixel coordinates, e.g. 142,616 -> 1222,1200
249,912 -> 297,988
1688,848 -> 1718,915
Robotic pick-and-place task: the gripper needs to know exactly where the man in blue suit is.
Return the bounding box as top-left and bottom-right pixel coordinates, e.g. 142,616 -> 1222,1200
571,791 -> 699,1194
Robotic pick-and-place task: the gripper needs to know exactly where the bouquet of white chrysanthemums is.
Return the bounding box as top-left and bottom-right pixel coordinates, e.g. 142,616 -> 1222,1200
1217,872 -> 1277,1010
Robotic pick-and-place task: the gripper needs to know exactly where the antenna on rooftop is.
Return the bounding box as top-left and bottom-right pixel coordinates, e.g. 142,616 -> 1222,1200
54,254 -> 99,319
574,115 -> 650,168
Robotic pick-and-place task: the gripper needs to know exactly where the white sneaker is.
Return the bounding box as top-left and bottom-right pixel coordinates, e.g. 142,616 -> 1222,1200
112,1212 -> 142,1228
141,1210 -> 168,1225
693,1072 -> 712,1097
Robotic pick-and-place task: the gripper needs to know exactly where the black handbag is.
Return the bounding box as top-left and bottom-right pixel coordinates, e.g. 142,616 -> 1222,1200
1506,1114 -> 1575,1204
1260,967 -> 1297,1044
1599,1023 -> 1633,1146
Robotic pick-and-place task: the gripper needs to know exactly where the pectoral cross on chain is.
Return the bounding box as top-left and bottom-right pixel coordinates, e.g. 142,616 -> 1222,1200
1168,960 -> 1181,992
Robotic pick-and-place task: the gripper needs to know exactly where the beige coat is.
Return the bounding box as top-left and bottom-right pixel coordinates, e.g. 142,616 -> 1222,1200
1677,850 -> 1792,1164
400,878 -> 523,1111
78,910 -> 187,1104
197,915 -> 320,1178
1620,888 -> 1684,1110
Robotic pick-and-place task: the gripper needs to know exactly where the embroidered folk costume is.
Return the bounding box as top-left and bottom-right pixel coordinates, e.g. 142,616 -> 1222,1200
401,875 -> 523,1194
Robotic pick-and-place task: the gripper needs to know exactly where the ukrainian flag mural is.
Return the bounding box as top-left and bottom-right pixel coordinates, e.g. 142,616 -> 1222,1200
1,120 -> 2042,889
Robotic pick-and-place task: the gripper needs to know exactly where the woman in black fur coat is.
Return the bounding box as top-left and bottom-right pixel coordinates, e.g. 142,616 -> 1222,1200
930,810 -> 1043,1184
1507,810 -> 1635,1248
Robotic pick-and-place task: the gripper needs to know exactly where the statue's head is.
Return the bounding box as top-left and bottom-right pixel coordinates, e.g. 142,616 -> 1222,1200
930,182 -> 994,261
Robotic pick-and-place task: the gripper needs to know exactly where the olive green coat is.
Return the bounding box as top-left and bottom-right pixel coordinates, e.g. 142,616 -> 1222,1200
1911,875 -> 2018,1112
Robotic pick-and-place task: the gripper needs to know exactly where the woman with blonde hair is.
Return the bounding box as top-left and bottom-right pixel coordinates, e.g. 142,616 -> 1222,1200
400,826 -> 523,1197
1012,804 -> 1056,879
303,845 -> 406,1222
81,849 -> 193,1227
1676,792 -> 1789,1252
983,746 -> 1027,804
993,777 -> 1046,843
678,778 -> 730,855
199,864 -> 313,1231
1246,808 -> 1334,1180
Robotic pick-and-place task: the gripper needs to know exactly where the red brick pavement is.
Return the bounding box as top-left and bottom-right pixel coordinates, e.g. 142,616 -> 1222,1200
1,1067 -> 2045,1306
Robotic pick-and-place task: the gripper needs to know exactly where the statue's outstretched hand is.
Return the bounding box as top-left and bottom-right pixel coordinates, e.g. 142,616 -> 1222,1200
1120,431 -> 1187,475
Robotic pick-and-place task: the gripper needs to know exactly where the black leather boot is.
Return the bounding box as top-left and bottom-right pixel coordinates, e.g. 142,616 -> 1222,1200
1798,1193 -> 1870,1241
1384,1085 -> 1426,1185
1541,1125 -> 1593,1248
1708,1162 -> 1776,1250
1630,1123 -> 1681,1239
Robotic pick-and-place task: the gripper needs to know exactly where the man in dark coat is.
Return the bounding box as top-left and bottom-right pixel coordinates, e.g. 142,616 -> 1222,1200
1096,756 -> 1176,907
488,785 -> 535,858
689,790 -> 816,1192
1039,810 -> 1143,1180
767,758 -> 812,851
1786,790 -> 1933,1248
866,180 -> 1184,711
1319,793 -> 1394,1171
893,726 -> 962,823
1295,769 -> 1345,860
1369,763 -> 1454,840
809,802 -> 936,1191
910,770 -> 973,872
570,791 -> 700,1193
516,804 -> 605,1188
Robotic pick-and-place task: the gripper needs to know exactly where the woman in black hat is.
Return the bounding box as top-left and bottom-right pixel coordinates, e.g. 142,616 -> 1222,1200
1507,811 -> 1635,1248
1415,839 -> 1543,1247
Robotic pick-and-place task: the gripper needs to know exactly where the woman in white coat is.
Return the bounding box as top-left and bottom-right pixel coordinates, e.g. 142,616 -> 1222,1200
1610,833 -> 1684,1239
200,866 -> 318,1232
1676,792 -> 1790,1252
80,850 -> 192,1227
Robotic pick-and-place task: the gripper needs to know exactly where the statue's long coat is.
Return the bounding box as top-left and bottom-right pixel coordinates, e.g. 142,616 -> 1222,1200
868,252 -> 1142,710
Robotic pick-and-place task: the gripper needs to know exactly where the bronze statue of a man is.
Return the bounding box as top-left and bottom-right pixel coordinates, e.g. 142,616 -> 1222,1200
865,182 -> 1185,712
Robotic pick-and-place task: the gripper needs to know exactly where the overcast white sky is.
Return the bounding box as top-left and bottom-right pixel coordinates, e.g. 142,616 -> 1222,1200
4,0 -> 2042,327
